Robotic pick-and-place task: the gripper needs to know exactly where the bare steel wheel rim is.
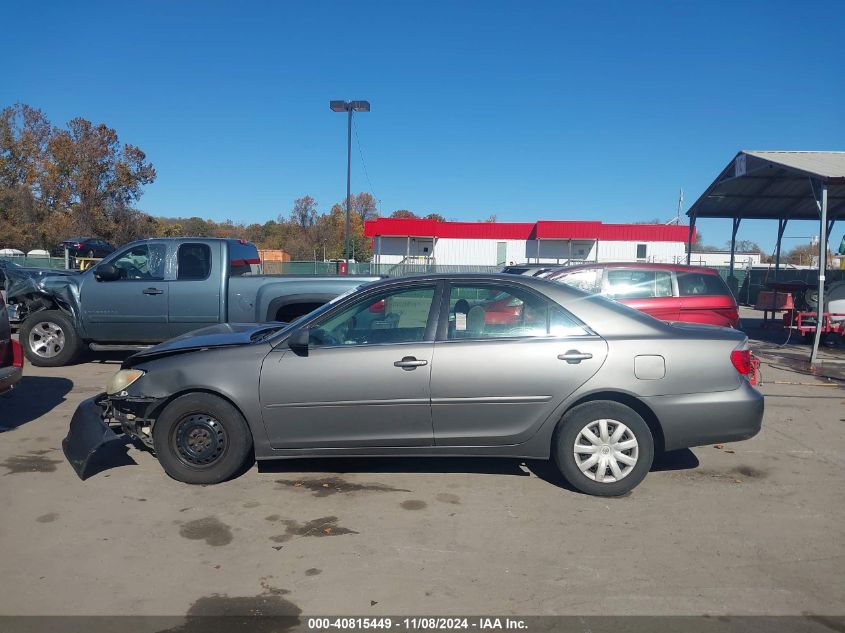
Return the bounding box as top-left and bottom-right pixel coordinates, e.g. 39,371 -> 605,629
28,321 -> 66,359
573,418 -> 639,483
172,414 -> 228,468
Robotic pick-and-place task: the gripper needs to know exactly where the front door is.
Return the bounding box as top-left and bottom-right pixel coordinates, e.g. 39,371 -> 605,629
259,284 -> 439,448
81,242 -> 170,342
431,282 -> 608,446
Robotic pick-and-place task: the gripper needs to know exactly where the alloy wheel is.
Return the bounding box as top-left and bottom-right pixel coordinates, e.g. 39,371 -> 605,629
28,321 -> 66,359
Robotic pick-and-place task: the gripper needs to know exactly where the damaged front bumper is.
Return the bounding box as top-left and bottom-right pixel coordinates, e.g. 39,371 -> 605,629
62,394 -> 122,480
62,392 -> 163,479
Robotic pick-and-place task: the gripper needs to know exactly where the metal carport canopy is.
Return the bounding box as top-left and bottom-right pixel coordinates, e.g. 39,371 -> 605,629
686,150 -> 845,365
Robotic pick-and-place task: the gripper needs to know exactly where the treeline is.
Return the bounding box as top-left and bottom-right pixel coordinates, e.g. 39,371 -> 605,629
0,103 -> 157,252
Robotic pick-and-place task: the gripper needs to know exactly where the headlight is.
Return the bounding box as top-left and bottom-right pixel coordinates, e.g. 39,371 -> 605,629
106,369 -> 145,395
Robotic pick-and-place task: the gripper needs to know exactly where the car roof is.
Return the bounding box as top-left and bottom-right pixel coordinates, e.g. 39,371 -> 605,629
548,262 -> 721,275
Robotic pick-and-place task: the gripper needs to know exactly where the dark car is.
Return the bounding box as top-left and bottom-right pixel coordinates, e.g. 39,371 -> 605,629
0,292 -> 24,395
64,273 -> 763,497
500,263 -> 558,277
546,263 -> 740,328
59,237 -> 115,259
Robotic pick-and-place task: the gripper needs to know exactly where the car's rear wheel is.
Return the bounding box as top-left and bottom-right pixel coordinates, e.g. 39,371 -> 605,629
153,393 -> 254,484
554,401 -> 654,496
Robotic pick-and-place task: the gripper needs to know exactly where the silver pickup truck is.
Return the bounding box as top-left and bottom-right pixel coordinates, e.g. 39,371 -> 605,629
4,238 -> 376,367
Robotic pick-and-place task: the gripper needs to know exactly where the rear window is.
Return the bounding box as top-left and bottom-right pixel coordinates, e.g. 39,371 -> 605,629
229,241 -> 262,276
676,272 -> 731,297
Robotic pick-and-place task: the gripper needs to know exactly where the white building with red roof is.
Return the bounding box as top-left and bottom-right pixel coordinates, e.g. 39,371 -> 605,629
364,218 -> 693,266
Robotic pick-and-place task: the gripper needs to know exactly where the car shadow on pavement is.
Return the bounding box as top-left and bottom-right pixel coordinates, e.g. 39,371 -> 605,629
258,456 -> 533,478
527,448 -> 700,493
0,376 -> 74,432
651,448 -> 700,472
257,449 -> 700,493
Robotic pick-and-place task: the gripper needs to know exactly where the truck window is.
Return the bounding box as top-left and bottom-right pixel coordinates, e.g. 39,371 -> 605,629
229,241 -> 262,276
112,244 -> 166,280
177,243 -> 211,280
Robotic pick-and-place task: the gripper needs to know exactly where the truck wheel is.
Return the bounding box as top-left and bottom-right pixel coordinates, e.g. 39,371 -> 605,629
554,401 -> 654,497
20,310 -> 83,367
153,393 -> 254,485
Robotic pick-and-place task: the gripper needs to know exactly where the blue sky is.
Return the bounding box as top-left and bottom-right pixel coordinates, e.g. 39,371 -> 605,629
4,0 -> 843,252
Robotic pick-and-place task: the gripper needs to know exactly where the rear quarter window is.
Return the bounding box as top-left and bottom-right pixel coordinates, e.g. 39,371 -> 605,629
676,272 -> 731,296
229,241 -> 262,276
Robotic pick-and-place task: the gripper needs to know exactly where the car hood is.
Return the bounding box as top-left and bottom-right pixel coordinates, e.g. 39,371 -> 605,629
124,322 -> 287,366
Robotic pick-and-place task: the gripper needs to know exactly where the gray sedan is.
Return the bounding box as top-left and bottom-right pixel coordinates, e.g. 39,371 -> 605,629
63,274 -> 763,496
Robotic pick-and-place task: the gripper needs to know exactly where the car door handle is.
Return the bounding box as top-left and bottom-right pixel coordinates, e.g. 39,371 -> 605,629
394,356 -> 428,370
558,350 -> 593,364
142,287 -> 163,295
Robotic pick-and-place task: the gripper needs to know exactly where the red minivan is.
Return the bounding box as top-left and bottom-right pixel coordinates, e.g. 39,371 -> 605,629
546,263 -> 739,328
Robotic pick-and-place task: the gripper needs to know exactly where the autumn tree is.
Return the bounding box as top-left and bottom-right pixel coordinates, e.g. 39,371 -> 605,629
390,209 -> 417,219
424,213 -> 446,222
288,195 -> 318,228
729,239 -> 763,253
0,103 -> 157,249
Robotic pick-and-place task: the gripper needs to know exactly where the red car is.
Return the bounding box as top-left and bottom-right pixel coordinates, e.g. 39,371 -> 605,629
546,263 -> 740,328
0,293 -> 24,395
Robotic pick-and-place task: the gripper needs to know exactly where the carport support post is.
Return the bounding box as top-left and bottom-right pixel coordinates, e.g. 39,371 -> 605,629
728,217 -> 741,296
774,218 -> 788,280
686,214 -> 697,265
810,183 -> 828,366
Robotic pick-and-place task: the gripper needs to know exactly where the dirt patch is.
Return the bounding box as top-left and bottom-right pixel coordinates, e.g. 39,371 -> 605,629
269,516 -> 358,542
242,501 -> 260,508
1,451 -> 62,474
733,465 -> 767,479
160,591 -> 301,631
400,500 -> 427,510
305,568 -> 322,576
436,493 -> 460,505
36,512 -> 59,523
275,476 -> 410,498
265,514 -> 281,521
674,466 -> 767,482
179,517 -> 234,546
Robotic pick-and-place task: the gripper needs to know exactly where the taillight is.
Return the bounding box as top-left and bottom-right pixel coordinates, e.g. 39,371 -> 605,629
11,340 -> 24,369
730,349 -> 752,375
76,242 -> 84,249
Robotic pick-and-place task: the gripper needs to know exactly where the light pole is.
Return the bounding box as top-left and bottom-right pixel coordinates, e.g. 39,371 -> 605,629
330,100 -> 370,262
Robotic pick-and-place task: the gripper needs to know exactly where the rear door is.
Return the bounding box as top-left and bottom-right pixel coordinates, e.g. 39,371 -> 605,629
168,241 -> 222,337
604,267 -> 679,322
430,281 -> 607,446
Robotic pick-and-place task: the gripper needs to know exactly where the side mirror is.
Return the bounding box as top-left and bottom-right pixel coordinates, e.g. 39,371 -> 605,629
94,264 -> 121,281
287,327 -> 309,357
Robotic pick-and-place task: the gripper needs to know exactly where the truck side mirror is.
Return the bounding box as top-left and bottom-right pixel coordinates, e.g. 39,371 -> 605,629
94,264 -> 121,281
288,327 -> 310,357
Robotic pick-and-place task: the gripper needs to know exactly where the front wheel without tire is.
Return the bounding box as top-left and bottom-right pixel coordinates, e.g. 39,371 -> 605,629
20,310 -> 83,367
554,401 -> 654,496
153,393 -> 254,484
